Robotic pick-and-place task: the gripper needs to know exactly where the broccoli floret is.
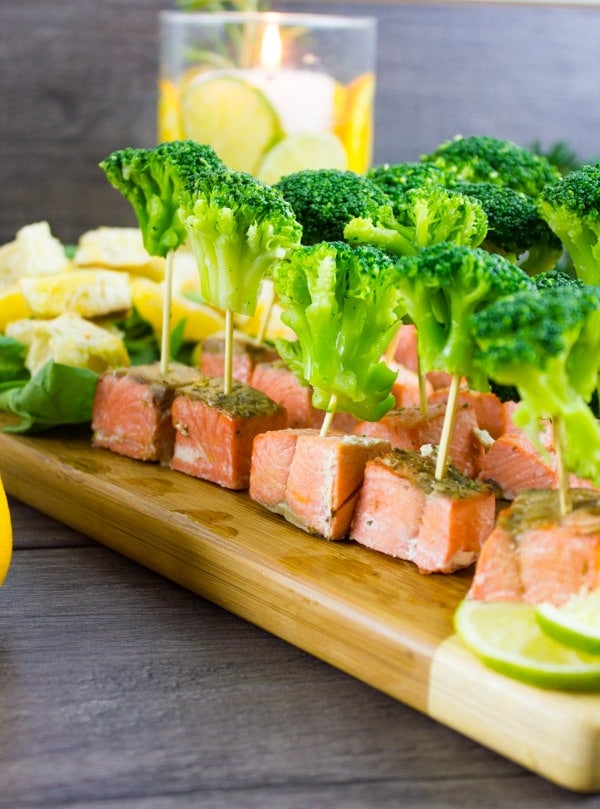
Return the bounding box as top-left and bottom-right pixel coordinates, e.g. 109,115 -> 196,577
533,268 -> 584,289
272,241 -> 406,423
538,163 -> 600,285
100,140 -> 225,258
366,161 -> 447,213
394,243 -> 534,389
470,285 -> 600,485
184,169 -> 302,316
453,181 -> 563,275
422,135 -> 560,198
273,169 -> 388,245
344,184 -> 488,257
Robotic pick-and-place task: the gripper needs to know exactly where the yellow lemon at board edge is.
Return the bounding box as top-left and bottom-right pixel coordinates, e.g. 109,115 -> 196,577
257,132 -> 348,186
181,74 -> 282,175
334,72 -> 375,174
0,284 -> 31,332
157,78 -> 183,142
0,477 -> 12,586
454,599 -> 600,691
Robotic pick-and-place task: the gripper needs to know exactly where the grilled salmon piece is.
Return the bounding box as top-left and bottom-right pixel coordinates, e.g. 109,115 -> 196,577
428,387 -> 507,440
199,336 -> 278,383
350,449 -> 495,574
353,402 -> 485,478
170,377 -> 287,490
388,361 -> 433,408
250,360 -> 356,432
478,427 -> 594,500
468,488 -> 600,605
91,362 -> 202,463
391,323 -> 453,390
249,429 -> 391,539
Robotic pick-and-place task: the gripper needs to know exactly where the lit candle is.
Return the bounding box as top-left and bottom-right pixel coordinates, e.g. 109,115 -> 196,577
239,20 -> 336,135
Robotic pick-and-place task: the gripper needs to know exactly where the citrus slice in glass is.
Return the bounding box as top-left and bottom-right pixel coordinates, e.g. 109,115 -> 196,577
454,599 -> 600,691
181,74 -> 282,175
157,78 -> 183,142
536,592 -> 600,655
257,132 -> 348,186
334,72 -> 375,173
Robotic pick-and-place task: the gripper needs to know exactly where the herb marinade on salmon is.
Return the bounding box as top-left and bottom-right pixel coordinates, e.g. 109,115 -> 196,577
170,377 -> 287,490
468,489 -> 600,605
350,449 -> 496,574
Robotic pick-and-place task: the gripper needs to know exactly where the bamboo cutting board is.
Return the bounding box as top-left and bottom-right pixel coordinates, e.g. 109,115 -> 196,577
1,418 -> 599,793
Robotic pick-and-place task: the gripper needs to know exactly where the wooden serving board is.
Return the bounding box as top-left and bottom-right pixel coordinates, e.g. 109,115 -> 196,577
1,417 -> 599,793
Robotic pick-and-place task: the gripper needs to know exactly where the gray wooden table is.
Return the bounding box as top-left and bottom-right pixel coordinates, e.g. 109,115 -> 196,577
2,495 -> 598,808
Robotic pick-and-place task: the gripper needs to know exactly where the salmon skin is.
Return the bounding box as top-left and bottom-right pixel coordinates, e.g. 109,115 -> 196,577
249,429 -> 391,540
199,336 -> 278,383
468,488 -> 600,605
170,377 -> 287,490
350,449 -> 496,574
91,362 -> 202,463
250,360 -> 356,432
353,402 -> 485,479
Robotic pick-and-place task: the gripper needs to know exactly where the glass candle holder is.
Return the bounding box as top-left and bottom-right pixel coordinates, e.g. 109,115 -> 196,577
158,11 -> 377,183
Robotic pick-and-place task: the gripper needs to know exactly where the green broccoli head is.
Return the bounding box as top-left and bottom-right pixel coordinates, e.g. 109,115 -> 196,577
184,169 -> 302,315
454,181 -> 563,275
470,285 -> 600,484
394,242 -> 533,388
422,135 -> 561,198
100,140 -> 224,257
533,268 -> 585,289
273,168 -> 388,245
538,163 -> 600,285
365,161 -> 447,213
272,241 -> 406,421
344,184 -> 488,257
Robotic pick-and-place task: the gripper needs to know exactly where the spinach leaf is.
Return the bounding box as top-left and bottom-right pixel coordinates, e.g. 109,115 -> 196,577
0,361 -> 99,434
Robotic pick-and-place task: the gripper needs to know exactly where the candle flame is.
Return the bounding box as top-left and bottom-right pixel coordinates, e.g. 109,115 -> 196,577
260,21 -> 282,70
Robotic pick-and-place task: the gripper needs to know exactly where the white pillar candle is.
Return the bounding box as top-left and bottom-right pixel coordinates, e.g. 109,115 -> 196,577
239,68 -> 336,135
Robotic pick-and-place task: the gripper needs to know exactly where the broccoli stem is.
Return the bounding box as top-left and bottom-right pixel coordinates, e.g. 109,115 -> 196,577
435,373 -> 461,480
160,249 -> 176,376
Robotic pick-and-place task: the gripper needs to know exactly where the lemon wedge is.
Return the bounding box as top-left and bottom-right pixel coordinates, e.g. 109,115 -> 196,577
257,132 -> 347,186
181,73 -> 282,174
454,599 -> 600,691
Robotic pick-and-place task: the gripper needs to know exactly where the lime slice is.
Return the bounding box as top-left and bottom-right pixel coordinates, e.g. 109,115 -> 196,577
536,591 -> 600,655
454,599 -> 600,691
257,132 -> 347,186
181,74 -> 282,175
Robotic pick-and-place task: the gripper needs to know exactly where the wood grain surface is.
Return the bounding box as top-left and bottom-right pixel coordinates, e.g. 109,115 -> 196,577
1,418 -> 599,793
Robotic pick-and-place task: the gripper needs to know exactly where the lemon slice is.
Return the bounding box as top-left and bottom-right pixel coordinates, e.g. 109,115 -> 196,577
454,599 -> 600,691
0,285 -> 31,332
334,72 -> 375,173
157,78 -> 183,142
536,592 -> 600,655
257,132 -> 347,186
181,74 -> 282,174
130,276 -> 225,344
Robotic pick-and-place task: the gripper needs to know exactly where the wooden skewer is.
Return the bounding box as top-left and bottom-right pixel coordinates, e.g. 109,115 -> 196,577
553,415 -> 571,517
223,308 -> 234,395
320,394 -> 338,438
159,250 -> 175,376
434,372 -> 461,481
